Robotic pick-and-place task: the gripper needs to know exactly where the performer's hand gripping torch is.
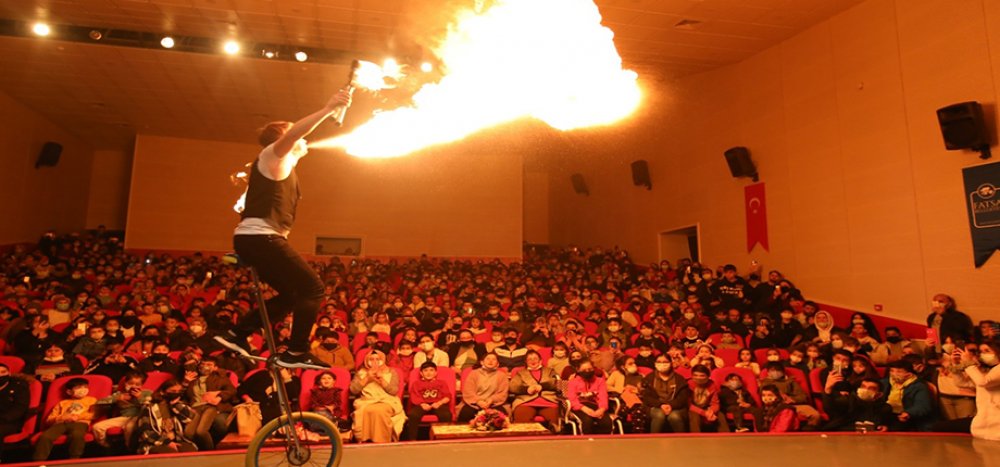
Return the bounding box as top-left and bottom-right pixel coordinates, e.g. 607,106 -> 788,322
331,59 -> 361,126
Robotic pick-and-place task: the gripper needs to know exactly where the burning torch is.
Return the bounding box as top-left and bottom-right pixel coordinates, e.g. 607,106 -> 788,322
331,59 -> 361,126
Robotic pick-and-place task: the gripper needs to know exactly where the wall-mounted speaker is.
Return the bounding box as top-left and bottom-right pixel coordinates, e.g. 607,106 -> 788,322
35,142 -> 63,168
724,146 -> 758,182
937,101 -> 991,159
630,160 -> 652,190
570,173 -> 589,196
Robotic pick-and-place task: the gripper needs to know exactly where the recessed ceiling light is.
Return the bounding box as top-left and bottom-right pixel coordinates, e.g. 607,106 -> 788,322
294,51 -> 308,62
32,22 -> 51,37
160,36 -> 175,48
223,40 -> 240,55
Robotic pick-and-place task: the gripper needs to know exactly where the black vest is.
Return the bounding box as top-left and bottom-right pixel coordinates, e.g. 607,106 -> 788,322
241,157 -> 300,232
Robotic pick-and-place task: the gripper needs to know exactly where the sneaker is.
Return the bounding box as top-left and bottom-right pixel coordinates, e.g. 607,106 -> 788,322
276,351 -> 330,369
214,331 -> 252,356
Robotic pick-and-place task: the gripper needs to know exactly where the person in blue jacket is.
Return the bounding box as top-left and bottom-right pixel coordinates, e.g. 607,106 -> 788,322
882,360 -> 934,431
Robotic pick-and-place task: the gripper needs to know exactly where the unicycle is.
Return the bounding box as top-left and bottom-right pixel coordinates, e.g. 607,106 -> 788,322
219,254 -> 343,467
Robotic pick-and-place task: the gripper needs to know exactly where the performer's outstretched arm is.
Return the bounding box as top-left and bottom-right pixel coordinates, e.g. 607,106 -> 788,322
272,90 -> 352,158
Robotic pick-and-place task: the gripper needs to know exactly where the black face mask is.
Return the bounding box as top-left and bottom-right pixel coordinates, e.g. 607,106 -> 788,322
321,343 -> 338,350
0,375 -> 10,386
151,354 -> 169,362
504,337 -> 518,346
886,336 -> 902,344
578,370 -> 595,380
164,392 -> 182,402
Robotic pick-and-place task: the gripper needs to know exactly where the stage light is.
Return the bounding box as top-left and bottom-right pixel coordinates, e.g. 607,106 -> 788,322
32,22 -> 51,37
223,40 -> 240,55
160,36 -> 175,48
89,30 -> 102,40
294,51 -> 308,62
262,49 -> 276,59
420,61 -> 433,73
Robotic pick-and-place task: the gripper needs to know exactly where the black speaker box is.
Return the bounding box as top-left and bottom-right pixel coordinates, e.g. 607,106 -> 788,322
570,173 -> 589,196
724,147 -> 758,181
631,160 -> 652,190
35,142 -> 63,168
937,101 -> 988,151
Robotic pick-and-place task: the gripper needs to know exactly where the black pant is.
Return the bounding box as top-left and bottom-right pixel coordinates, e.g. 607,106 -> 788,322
403,405 -> 452,440
234,235 -> 324,353
573,410 -> 613,434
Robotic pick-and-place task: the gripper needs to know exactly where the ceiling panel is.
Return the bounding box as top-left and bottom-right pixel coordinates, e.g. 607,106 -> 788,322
0,0 -> 863,149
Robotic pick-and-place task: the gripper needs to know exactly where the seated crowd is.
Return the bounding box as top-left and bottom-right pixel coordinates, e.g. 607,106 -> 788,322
0,230 -> 997,461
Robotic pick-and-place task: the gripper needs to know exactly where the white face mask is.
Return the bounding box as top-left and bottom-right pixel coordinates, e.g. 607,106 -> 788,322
981,352 -> 999,367
420,342 -> 434,352
73,387 -> 89,398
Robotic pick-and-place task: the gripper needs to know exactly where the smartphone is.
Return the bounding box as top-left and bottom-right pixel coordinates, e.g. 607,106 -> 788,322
23,276 -> 30,283
926,328 -> 939,344
77,322 -> 88,333
206,271 -> 213,279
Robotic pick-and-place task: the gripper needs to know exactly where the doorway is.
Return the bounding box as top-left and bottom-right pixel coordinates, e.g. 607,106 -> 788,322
658,224 -> 700,264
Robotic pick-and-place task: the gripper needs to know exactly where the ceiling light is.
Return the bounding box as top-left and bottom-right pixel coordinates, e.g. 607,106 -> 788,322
294,51 -> 308,62
88,30 -> 102,40
262,49 -> 277,59
420,62 -> 433,73
223,40 -> 240,55
32,22 -> 51,37
160,36 -> 175,48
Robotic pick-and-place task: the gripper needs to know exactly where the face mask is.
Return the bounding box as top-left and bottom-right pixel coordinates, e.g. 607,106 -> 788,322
625,365 -> 638,374
767,371 -> 784,380
856,388 -> 877,401
56,303 -> 70,311
553,351 -> 566,358
0,375 -> 9,386
762,396 -> 777,405
151,353 -> 169,361
189,326 -> 203,334
73,387 -> 89,398
981,353 -> 999,367
684,313 -> 695,320
158,305 -> 170,314
420,342 -> 435,352
397,349 -> 413,357
767,355 -> 781,362
655,363 -> 671,373
807,352 -> 820,359
608,325 -> 620,332
725,380 -> 742,390
941,343 -> 956,354
891,375 -> 909,385
504,337 -> 518,346
789,356 -> 802,364
578,370 -> 595,380
164,392 -> 182,402
886,336 -> 902,344
321,343 -> 338,350
692,377 -> 709,385
831,340 -> 844,349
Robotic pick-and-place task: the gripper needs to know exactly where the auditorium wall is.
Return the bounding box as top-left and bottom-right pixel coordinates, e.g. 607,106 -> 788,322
126,133 -> 523,259
0,89 -> 94,244
85,149 -> 132,230
547,0 -> 1000,323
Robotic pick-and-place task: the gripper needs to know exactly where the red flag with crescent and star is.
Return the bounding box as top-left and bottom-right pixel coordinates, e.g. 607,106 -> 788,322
745,182 -> 769,252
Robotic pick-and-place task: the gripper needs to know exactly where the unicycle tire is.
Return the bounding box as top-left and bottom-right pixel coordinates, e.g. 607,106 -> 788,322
246,411 -> 344,467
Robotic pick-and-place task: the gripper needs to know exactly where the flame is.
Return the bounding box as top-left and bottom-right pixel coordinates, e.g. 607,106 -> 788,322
352,60 -> 403,91
310,0 -> 640,159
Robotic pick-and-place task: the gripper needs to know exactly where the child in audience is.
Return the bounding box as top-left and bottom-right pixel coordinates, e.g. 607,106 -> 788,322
92,370 -> 152,448
34,377 -> 97,460
757,385 -> 798,433
719,374 -> 757,432
403,362 -> 452,440
309,371 -> 346,428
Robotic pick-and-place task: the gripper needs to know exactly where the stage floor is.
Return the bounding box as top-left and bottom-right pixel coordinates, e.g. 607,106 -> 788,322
19,434 -> 1000,467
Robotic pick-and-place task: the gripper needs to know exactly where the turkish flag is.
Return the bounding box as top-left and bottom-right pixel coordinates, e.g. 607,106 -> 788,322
745,182 -> 769,252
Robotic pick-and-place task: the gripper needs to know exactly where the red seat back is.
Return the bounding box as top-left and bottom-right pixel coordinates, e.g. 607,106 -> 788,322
716,349 -> 740,367
783,367 -> 812,404
708,333 -> 744,348
3,378 -> 43,443
143,371 -> 175,391
42,375 -> 114,422
0,355 -> 26,374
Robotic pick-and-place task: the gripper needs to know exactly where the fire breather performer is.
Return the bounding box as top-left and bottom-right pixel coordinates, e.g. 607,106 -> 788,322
217,87 -> 353,368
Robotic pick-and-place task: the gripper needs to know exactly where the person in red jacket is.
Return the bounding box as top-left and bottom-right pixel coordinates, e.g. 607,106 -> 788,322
757,385 -> 799,432
402,362 -> 452,440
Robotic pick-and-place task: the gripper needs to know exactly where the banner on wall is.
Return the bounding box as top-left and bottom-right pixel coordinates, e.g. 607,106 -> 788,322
745,182 -> 769,252
963,161 -> 1000,267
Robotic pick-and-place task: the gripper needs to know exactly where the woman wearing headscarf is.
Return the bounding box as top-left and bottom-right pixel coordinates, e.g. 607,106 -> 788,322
801,310 -> 842,346
349,350 -> 404,443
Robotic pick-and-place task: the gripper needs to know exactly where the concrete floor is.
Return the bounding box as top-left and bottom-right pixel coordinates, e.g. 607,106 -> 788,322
19,434 -> 1000,467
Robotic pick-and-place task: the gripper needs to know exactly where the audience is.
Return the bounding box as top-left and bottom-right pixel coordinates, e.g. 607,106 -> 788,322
0,229 -> 995,460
